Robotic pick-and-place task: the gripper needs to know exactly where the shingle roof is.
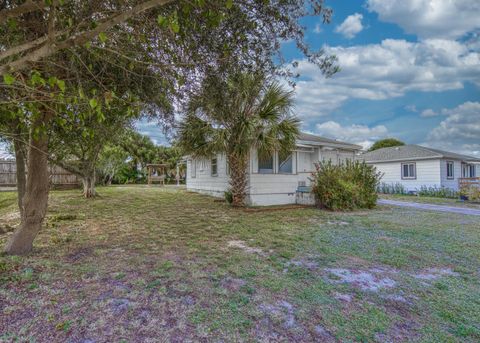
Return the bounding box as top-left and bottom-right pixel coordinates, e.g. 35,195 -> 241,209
297,132 -> 362,150
362,145 -> 480,163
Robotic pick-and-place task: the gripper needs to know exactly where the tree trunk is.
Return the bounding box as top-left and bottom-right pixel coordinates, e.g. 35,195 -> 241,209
13,128 -> 27,219
228,153 -> 249,207
82,169 -> 96,198
4,122 -> 50,255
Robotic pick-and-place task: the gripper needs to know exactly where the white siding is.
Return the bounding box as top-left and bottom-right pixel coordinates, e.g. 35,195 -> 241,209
248,147 -> 357,206
371,159 -> 442,191
186,153 -> 229,197
248,149 -> 301,205
319,148 -> 356,164
187,146 -> 359,206
439,159 -> 462,191
297,151 -> 313,173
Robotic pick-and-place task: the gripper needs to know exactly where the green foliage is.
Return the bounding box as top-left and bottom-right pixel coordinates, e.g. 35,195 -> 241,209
311,160 -> 382,210
179,72 -> 299,159
97,145 -> 129,184
178,72 -> 299,206
97,131 -> 185,184
418,186 -> 458,199
224,190 -> 233,204
368,138 -> 405,151
3,73 -> 15,85
459,186 -> 480,202
377,182 -> 407,195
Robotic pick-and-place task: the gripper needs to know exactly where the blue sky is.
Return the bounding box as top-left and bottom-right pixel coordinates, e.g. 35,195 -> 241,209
1,1 -> 477,160
137,0 -> 479,156
281,0 -> 480,155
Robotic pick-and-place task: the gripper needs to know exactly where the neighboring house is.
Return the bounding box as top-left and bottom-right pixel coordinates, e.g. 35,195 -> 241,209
362,145 -> 480,192
185,132 -> 362,206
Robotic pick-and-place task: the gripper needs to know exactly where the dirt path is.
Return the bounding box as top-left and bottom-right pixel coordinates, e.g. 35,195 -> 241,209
378,199 -> 480,216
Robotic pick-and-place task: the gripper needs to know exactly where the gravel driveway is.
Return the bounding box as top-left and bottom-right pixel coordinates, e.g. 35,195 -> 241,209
378,199 -> 480,216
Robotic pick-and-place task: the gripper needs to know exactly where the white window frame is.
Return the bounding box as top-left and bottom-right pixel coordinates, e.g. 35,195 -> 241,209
468,164 -> 475,177
462,163 -> 475,178
191,159 -> 196,178
401,162 -> 416,179
258,151 -> 274,174
277,151 -> 293,174
446,161 -> 454,180
211,157 -> 218,177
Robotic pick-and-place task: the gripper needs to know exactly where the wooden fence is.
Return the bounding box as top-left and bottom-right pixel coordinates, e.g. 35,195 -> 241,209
0,160 -> 80,188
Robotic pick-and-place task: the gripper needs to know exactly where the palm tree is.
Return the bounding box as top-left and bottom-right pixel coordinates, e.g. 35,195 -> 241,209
178,72 -> 300,207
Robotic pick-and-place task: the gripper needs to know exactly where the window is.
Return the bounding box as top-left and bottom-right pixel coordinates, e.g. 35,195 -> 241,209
401,162 -> 416,179
462,164 -> 475,178
191,160 -> 196,178
211,157 -> 218,176
446,161 -> 454,179
278,151 -> 293,174
258,152 -> 274,174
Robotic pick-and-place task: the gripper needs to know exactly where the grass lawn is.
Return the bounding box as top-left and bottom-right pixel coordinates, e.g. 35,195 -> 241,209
379,193 -> 480,209
1,186 -> 480,342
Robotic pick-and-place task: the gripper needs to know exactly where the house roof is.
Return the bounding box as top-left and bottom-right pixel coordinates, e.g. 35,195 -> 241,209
362,145 -> 480,163
297,132 -> 362,151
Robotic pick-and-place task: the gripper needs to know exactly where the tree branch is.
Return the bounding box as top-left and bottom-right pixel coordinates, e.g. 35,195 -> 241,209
0,0 -> 175,75
0,0 -> 48,25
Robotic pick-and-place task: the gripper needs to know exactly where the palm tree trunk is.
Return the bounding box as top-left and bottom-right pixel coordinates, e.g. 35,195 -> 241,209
228,153 -> 249,207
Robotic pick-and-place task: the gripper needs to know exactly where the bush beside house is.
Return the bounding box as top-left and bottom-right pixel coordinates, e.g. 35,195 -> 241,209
311,160 -> 382,210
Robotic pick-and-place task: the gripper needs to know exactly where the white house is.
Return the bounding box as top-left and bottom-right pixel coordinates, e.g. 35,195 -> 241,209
185,132 -> 362,206
362,145 -> 480,192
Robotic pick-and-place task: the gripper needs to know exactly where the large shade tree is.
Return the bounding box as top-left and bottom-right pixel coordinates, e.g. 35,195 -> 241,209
178,72 -> 300,206
1,0 -> 337,254
368,138 -> 405,151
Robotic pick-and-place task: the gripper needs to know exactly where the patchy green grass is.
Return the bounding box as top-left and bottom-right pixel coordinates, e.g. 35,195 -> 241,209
1,186 -> 479,342
379,193 -> 480,209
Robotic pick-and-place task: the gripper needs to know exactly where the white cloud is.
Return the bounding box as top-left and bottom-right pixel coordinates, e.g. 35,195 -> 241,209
425,101 -> 480,156
293,39 -> 480,118
313,23 -> 322,34
367,0 -> 480,39
134,119 -> 170,146
335,13 -> 364,39
314,121 -> 389,149
405,105 -> 418,112
420,109 -> 438,117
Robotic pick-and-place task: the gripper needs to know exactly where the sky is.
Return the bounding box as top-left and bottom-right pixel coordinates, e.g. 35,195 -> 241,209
137,0 -> 480,156
282,0 -> 480,155
2,1 -> 479,159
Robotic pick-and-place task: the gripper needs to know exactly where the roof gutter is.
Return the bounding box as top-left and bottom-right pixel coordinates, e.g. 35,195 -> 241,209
297,140 -> 361,151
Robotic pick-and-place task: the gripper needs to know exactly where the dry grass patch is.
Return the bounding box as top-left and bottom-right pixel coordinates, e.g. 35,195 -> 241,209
1,186 -> 479,342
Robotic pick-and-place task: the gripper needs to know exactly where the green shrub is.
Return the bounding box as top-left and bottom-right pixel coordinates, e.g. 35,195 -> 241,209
377,182 -> 407,195
418,185 -> 457,198
459,186 -> 480,202
224,190 -> 233,204
310,160 -> 382,210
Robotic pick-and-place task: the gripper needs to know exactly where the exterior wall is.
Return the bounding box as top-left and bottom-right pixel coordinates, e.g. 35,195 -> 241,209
372,159 -> 442,191
187,147 -> 358,206
185,153 -> 229,198
439,159 -> 463,191
318,148 -> 356,164
248,149 -> 302,205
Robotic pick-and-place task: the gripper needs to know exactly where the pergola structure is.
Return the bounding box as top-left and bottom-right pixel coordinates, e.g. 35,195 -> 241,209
146,163 -> 167,186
